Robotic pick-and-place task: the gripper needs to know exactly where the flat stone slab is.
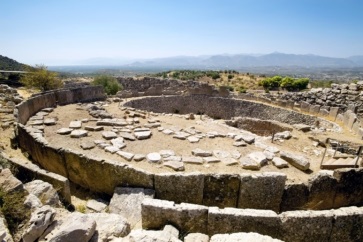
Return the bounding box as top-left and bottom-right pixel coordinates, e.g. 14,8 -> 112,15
233,141 -> 247,147
135,131 -> 152,140
203,157 -> 221,163
147,152 -> 161,163
222,157 -> 238,166
231,150 -> 241,159
86,199 -> 107,212
293,123 -> 312,132
272,157 -> 289,168
164,156 -> 182,162
213,150 -> 230,159
97,119 -> 128,126
85,126 -> 104,131
192,148 -> 212,157
70,130 -> 88,138
44,118 -> 56,125
187,136 -> 200,143
104,146 -> 120,154
69,120 -> 82,129
280,151 -> 310,171
80,140 -> 96,150
247,152 -> 268,166
57,128 -> 73,135
240,157 -> 261,170
134,154 -> 146,162
102,131 -> 118,140
164,160 -> 185,171
235,134 -> 255,144
159,150 -> 175,158
119,132 -> 136,141
182,156 -> 204,164
117,151 -> 134,161
162,129 -> 174,135
173,131 -> 190,140
274,131 -> 292,140
111,137 -> 126,149
42,108 -> 54,113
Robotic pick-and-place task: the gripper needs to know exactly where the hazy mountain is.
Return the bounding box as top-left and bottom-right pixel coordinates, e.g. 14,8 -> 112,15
125,53 -> 361,69
0,55 -> 30,71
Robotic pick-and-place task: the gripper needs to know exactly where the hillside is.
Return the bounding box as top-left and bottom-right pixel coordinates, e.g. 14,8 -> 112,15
0,55 -> 29,71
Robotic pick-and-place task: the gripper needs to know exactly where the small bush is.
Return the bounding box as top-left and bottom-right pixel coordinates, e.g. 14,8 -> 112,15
238,86 -> 247,93
91,75 -> 122,95
0,188 -> 30,235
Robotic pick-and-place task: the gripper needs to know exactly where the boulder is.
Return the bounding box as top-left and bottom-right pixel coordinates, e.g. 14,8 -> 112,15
109,187 -> 155,228
119,226 -> 181,242
0,168 -> 24,192
22,205 -> 56,242
24,180 -> 60,207
43,212 -> 96,242
280,151 -> 310,171
247,152 -> 268,166
88,213 -> 130,242
0,217 -> 13,242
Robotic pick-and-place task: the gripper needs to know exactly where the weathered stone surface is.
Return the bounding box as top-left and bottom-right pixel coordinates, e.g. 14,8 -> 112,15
330,206 -> 363,241
162,129 -> 174,135
85,126 -> 104,131
25,180 -> 60,206
333,168 -> 363,208
247,152 -> 268,166
133,154 -> 146,162
44,118 -> 56,126
116,151 -> 134,161
293,123 -> 311,132
280,210 -> 333,242
164,155 -> 182,162
43,212 -> 96,242
22,206 -> 55,242
213,150 -> 230,159
104,146 -> 120,154
154,173 -> 204,204
272,157 -> 289,168
182,156 -> 204,164
109,187 -> 155,228
221,157 -> 238,166
118,132 -> 136,141
111,137 -> 126,149
120,226 -> 181,242
307,170 -> 337,210
86,199 -> 107,212
56,128 -> 73,135
274,131 -> 292,140
69,120 -> 82,129
235,134 -> 255,144
0,217 -> 13,242
24,194 -> 43,210
240,157 -> 260,170
0,168 -> 24,192
238,173 -> 286,212
208,207 -> 281,238
147,152 -> 162,163
280,151 -> 310,171
102,131 -> 118,140
80,140 -> 96,150
203,157 -> 220,163
280,183 -> 309,211
88,213 -> 130,242
210,232 -> 283,242
192,148 -> 212,157
184,233 -> 209,242
233,141 -> 247,147
173,131 -> 190,140
159,150 -> 175,158
203,174 -> 240,208
70,129 -> 88,138
164,160 -> 185,171
134,130 -> 152,140
187,136 -> 200,143
141,199 -> 208,234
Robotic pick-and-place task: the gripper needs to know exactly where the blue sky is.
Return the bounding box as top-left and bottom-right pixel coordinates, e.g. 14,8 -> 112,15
1,0 -> 362,65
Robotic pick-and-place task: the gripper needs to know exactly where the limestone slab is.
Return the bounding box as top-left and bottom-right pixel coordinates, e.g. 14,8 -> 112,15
70,130 -> 88,138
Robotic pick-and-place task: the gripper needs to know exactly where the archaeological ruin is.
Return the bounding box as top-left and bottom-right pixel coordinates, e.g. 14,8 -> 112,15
1,78 -> 363,241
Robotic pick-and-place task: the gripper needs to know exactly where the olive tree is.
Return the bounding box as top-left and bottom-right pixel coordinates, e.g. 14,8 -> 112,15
20,64 -> 63,91
91,75 -> 122,95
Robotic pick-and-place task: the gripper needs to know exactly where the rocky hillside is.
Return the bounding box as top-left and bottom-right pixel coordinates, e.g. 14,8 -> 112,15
0,55 -> 29,71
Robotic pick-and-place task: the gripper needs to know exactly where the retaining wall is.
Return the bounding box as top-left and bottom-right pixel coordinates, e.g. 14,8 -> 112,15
141,198 -> 363,242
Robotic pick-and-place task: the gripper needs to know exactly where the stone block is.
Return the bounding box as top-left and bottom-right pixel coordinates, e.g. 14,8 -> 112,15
203,174 -> 240,208
208,207 -> 282,238
210,232 -> 283,242
300,101 -> 311,113
330,206 -> 363,241
109,187 -> 155,228
309,105 -> 321,115
141,198 -> 208,234
329,107 -> 339,121
333,168 -> 363,208
319,109 -> 329,117
280,210 -> 334,242
154,173 -> 204,204
307,171 -> 337,210
280,183 -> 309,212
238,172 -> 286,212
280,151 -> 310,171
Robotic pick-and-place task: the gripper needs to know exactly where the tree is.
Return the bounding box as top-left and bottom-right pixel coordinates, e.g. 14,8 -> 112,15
91,75 -> 122,95
20,64 -> 63,91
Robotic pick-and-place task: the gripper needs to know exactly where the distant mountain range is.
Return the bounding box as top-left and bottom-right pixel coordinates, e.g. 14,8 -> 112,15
121,53 -> 363,69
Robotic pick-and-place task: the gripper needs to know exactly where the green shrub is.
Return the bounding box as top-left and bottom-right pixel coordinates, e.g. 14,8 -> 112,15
20,64 -> 63,91
91,75 -> 122,95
